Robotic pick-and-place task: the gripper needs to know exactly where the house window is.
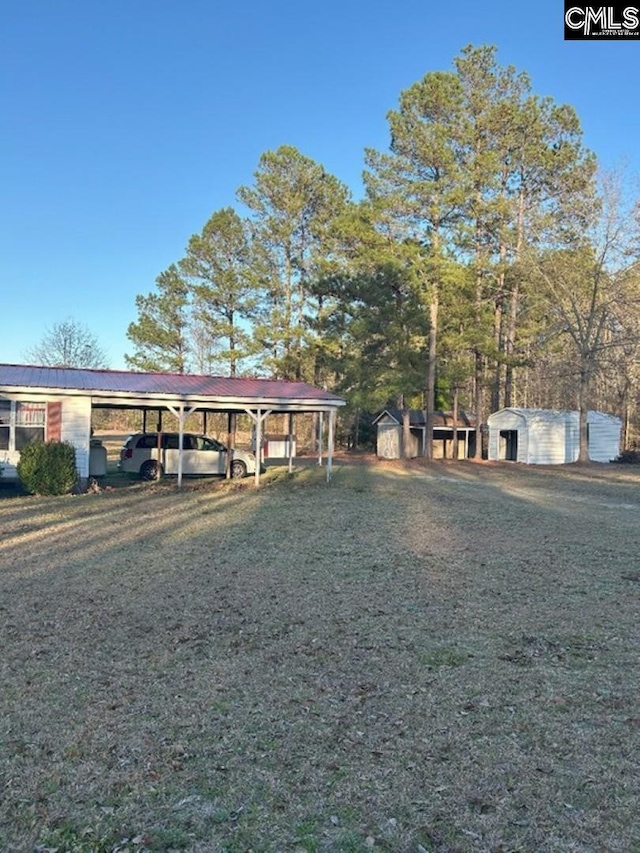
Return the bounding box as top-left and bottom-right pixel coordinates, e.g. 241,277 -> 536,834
16,403 -> 46,448
0,400 -> 10,450
0,401 -> 46,451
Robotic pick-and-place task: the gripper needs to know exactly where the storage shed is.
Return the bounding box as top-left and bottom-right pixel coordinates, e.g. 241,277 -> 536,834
372,409 -> 476,459
487,408 -> 622,464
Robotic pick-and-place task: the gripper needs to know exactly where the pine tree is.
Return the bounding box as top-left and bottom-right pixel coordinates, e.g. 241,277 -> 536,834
125,265 -> 191,373
237,145 -> 350,380
180,207 -> 258,377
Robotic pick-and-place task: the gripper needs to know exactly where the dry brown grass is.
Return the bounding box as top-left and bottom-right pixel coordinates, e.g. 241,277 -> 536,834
1,459 -> 639,852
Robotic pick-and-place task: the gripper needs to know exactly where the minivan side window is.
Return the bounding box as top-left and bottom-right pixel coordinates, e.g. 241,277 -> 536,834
163,434 -> 197,450
138,435 -> 158,449
198,437 -> 224,451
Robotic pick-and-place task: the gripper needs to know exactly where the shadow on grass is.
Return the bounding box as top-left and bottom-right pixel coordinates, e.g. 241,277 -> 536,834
0,461 -> 639,852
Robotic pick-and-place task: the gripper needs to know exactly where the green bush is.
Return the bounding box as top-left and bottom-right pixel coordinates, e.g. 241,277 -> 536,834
17,440 -> 78,495
614,449 -> 640,464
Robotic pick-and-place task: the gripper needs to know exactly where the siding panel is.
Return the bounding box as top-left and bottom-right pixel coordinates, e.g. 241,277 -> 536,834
488,408 -> 622,465
60,397 -> 92,477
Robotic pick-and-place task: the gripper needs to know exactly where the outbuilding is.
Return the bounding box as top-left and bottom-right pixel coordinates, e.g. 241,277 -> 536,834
373,409 -> 476,459
0,364 -> 345,486
487,407 -> 622,464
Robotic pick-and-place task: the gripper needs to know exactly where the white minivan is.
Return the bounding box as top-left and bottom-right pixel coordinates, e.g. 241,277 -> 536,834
118,432 -> 260,480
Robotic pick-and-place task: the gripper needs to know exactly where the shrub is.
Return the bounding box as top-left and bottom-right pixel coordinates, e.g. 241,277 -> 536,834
614,449 -> 640,465
17,440 -> 78,495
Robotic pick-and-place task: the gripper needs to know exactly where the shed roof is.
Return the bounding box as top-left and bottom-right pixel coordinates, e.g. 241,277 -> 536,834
488,407 -> 621,427
372,408 -> 475,428
0,364 -> 345,411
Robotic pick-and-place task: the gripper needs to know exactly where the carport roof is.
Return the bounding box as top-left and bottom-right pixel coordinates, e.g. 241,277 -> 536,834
0,364 -> 345,410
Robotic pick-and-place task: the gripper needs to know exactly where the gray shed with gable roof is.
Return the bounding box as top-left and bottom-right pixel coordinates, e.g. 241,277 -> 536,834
372,409 -> 476,459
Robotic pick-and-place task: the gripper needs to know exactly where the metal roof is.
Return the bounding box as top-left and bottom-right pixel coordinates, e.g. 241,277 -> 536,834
0,364 -> 345,408
372,408 -> 475,428
488,407 -> 621,426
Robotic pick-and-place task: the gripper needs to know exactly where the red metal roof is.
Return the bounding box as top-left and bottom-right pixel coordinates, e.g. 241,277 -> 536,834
0,364 -> 344,403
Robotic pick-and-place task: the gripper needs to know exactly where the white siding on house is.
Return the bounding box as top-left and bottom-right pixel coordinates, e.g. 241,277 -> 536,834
0,394 -> 93,480
60,396 -> 92,478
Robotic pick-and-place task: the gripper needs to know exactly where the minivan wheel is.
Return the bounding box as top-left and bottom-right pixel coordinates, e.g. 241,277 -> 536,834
140,460 -> 161,481
231,460 -> 247,479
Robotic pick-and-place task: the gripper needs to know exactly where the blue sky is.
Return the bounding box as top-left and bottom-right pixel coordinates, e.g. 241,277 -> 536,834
2,0 -> 638,370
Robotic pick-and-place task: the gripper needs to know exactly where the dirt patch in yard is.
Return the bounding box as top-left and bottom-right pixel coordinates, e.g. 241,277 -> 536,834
0,461 -> 639,851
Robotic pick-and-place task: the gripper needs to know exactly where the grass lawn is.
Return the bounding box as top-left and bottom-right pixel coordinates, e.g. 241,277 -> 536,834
0,459 -> 639,852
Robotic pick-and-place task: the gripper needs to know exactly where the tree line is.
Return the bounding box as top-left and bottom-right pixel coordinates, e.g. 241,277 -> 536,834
125,45 -> 640,459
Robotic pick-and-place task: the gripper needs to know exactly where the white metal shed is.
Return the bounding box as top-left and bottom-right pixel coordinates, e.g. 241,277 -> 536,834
487,408 -> 622,464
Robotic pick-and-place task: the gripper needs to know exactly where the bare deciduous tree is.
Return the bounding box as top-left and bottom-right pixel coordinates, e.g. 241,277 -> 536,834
528,171 -> 640,460
25,317 -> 110,369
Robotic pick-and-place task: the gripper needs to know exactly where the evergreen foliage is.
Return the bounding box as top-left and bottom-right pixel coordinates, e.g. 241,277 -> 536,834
125,265 -> 190,373
180,207 -> 258,376
17,441 -> 78,496
123,45 -> 640,449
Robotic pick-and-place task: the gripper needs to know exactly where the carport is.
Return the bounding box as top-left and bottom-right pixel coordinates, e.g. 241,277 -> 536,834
0,365 -> 346,487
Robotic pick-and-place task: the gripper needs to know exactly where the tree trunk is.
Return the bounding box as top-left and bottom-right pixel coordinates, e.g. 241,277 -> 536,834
504,279 -> 519,407
401,404 -> 412,460
473,349 -> 484,460
424,293 -> 438,462
452,386 -> 459,461
472,184 -> 485,461
505,185 -> 525,407
491,299 -> 503,412
578,365 -> 590,463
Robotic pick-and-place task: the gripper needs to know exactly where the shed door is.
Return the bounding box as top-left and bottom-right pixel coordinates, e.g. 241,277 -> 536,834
499,430 -> 518,461
377,424 -> 400,459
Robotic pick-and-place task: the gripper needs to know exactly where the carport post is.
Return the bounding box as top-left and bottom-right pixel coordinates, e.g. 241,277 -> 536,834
254,409 -> 262,486
167,404 -> 197,489
177,409 -> 185,488
225,412 -> 236,479
327,409 -> 336,482
244,408 -> 271,487
288,412 -> 294,473
317,412 -> 324,466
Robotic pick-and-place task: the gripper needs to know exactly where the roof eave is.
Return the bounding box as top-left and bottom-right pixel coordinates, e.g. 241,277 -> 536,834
0,384 -> 345,411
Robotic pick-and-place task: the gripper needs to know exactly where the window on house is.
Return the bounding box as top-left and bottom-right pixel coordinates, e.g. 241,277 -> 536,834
15,402 -> 45,450
0,400 -> 10,450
